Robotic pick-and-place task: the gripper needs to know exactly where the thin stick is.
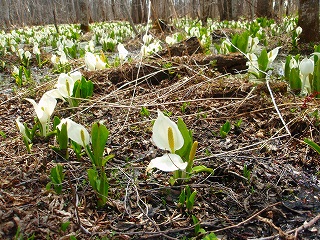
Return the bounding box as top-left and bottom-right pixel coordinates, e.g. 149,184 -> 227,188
291,213 -> 320,238
266,76 -> 291,135
201,202 -> 282,233
256,216 -> 293,239
248,212 -> 320,240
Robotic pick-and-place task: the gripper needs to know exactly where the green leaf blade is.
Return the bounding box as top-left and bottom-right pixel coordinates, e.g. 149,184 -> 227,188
91,122 -> 109,167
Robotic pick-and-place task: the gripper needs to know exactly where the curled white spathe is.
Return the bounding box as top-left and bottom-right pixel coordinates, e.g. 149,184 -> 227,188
152,109 -> 184,152
57,118 -> 90,147
299,57 -> 314,76
146,153 -> 187,172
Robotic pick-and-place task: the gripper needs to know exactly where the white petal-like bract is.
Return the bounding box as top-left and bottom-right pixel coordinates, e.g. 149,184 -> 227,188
146,154 -> 187,172
152,109 -> 184,152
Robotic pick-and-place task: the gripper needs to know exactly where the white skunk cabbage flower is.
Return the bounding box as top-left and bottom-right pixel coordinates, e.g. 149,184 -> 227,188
57,118 -> 90,147
165,36 -> 176,46
247,36 -> 259,53
16,117 -> 31,142
59,51 -> 68,64
299,57 -> 314,76
26,94 -> 57,136
146,153 -> 187,172
296,26 -> 302,36
56,73 -> 76,98
117,43 -> 128,61
246,53 -> 259,76
143,34 -> 153,45
299,57 -> 314,95
290,58 -> 299,69
152,110 -> 184,152
33,43 -> 40,55
51,54 -> 59,65
267,46 -> 281,64
85,52 -> 105,70
12,66 -> 19,75
140,45 -> 149,57
24,51 -> 31,60
17,48 -> 24,59
95,56 -> 106,70
85,52 -> 96,71
45,89 -> 64,101
46,71 -> 82,100
147,110 -> 187,172
70,71 -> 82,82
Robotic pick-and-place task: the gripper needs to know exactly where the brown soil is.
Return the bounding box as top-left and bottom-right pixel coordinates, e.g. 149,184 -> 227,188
1,51 -> 320,240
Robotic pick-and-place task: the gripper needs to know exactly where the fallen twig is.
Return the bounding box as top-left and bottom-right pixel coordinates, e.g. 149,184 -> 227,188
256,216 -> 293,240
291,213 -> 320,239
248,212 -> 320,240
200,202 -> 282,234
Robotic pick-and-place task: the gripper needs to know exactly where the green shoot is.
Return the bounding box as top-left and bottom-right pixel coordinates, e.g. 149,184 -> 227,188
304,139 -> 320,154
192,215 -> 206,235
220,120 -> 231,138
140,106 -> 150,118
243,164 -> 251,183
46,164 -> 65,194
178,185 -> 197,211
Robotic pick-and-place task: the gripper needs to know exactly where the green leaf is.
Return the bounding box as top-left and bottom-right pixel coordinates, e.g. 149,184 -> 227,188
73,80 -> 81,98
0,130 -> 6,139
185,185 -> 191,197
192,165 -> 214,174
192,215 -> 200,234
50,165 -> 64,184
91,122 -> 109,167
186,190 -> 197,210
175,118 -> 193,161
304,138 -> 320,154
50,165 -> 64,194
237,31 -> 249,53
230,34 -> 239,52
169,176 -> 176,186
230,31 -> 249,53
102,154 -> 114,167
178,188 -> 186,205
60,221 -> 70,232
312,58 -> 320,96
57,123 -> 68,151
220,121 -> 231,138
53,116 -> 61,130
140,106 -> 150,117
46,182 -> 52,191
80,77 -> 94,98
87,168 -> 109,207
87,168 -> 98,191
258,49 -> 268,72
98,169 -> 109,207
203,232 -> 218,240
72,81 -> 81,107
234,119 -> 243,128
71,140 -> 83,160
289,68 -> 301,91
284,55 -> 291,82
